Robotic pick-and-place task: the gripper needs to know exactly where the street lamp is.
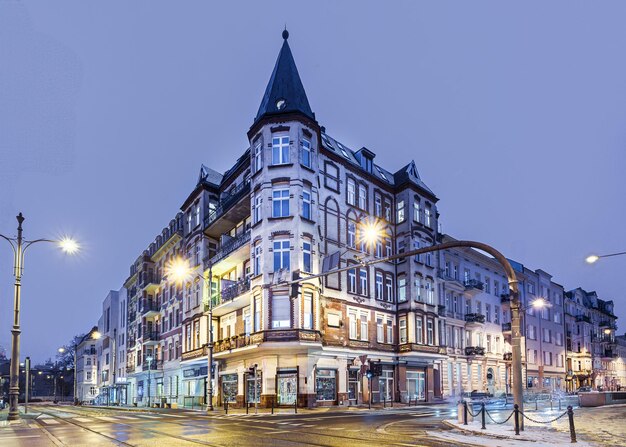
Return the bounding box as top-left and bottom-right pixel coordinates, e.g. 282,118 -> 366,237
585,251 -> 626,264
0,212 -> 80,420
166,257 -> 214,411
145,355 -> 153,407
526,298 -> 549,391
92,331 -> 117,406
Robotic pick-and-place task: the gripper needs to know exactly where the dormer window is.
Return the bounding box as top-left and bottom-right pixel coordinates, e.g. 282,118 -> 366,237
336,142 -> 350,159
364,156 -> 373,173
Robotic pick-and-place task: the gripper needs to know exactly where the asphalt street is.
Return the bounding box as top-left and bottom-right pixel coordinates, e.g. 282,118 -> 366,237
0,404 -> 482,447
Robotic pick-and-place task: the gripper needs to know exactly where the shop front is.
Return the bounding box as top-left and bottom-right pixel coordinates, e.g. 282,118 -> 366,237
315,368 -> 337,405
182,366 -> 207,409
276,368 -> 298,406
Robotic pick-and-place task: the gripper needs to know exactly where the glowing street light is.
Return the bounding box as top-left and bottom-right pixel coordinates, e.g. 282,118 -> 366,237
530,298 -> 548,309
0,213 -> 80,420
585,251 -> 626,264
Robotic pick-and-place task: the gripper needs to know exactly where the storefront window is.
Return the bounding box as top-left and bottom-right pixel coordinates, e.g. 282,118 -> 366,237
316,369 -> 337,401
222,374 -> 238,403
407,371 -> 426,401
379,370 -> 394,402
246,373 -> 262,403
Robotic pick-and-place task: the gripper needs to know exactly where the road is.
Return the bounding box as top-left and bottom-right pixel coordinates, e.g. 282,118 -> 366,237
0,404 -> 482,447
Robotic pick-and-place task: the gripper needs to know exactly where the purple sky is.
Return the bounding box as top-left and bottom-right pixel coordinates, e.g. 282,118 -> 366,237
1,1 -> 625,363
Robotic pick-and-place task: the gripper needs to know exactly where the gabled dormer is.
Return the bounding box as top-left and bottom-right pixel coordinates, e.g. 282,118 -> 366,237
354,147 -> 376,174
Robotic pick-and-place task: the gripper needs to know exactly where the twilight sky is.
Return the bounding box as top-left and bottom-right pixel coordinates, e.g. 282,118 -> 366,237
1,0 -> 625,363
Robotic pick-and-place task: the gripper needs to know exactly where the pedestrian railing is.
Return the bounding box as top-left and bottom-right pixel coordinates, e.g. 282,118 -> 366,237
461,400 -> 577,443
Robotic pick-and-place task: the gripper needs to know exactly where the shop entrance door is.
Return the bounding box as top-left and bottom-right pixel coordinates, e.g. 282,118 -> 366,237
348,370 -> 359,403
407,371 -> 426,401
379,370 -> 394,402
277,373 -> 297,405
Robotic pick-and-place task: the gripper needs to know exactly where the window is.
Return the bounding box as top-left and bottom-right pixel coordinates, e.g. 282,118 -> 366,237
397,275 -> 407,302
486,335 -> 492,353
315,369 -> 336,401
413,201 -> 420,223
375,272 -> 383,300
272,188 -> 290,217
385,237 -> 392,257
425,206 -> 431,228
253,194 -> 262,224
397,200 -> 405,222
253,141 -> 263,172
485,277 -> 491,293
425,280 -> 434,304
385,274 -> 393,302
374,194 -> 382,217
301,139 -> 311,168
254,297 -> 261,332
360,314 -> 368,341
415,276 -> 422,301
349,311 -> 358,339
375,239 -> 383,258
303,240 -> 312,273
302,187 -> 311,220
348,266 -> 357,293
303,292 -> 313,329
273,239 -> 290,271
494,305 -> 500,324
253,241 -> 261,275
244,309 -> 251,336
427,319 -> 434,345
272,135 -> 290,165
416,317 -> 423,344
399,318 -> 407,343
359,269 -> 368,295
324,163 -> 339,191
486,304 -> 491,322
383,199 -> 392,221
187,213 -> 192,233
386,317 -> 393,343
272,295 -> 290,328
347,178 -> 356,205
358,184 -> 367,210
377,317 -> 384,343
347,220 -> 356,248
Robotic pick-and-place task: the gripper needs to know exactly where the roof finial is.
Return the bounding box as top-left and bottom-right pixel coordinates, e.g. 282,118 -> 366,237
282,25 -> 289,40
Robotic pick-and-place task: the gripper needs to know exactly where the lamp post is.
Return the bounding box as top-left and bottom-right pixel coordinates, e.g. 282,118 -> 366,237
0,212 -> 79,420
92,331 -> 117,405
165,257 -> 214,411
146,355 -> 152,407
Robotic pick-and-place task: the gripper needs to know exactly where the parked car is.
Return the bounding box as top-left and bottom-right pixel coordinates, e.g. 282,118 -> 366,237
576,386 -> 592,393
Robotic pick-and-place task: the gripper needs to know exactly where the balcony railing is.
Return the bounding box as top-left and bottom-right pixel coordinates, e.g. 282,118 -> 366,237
126,364 -> 136,373
465,313 -> 486,324
83,348 -> 97,355
142,358 -> 163,370
502,322 -> 512,331
503,352 -> 513,361
140,300 -> 159,315
465,346 -> 486,356
181,345 -> 208,361
603,350 -> 617,359
464,279 -> 484,291
208,278 -> 251,308
139,272 -> 161,289
142,331 -> 160,342
128,310 -> 137,322
437,269 -> 462,284
437,305 -> 446,316
575,315 -> 591,323
599,321 -> 617,329
207,229 -> 251,266
500,294 -> 511,303
204,180 -> 251,228
213,329 -> 322,353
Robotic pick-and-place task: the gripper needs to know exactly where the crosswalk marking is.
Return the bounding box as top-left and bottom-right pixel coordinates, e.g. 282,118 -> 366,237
96,416 -> 119,422
116,416 -> 139,420
41,419 -> 59,425
74,417 -> 93,423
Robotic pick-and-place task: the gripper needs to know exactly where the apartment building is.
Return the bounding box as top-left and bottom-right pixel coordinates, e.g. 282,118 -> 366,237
95,289 -> 127,405
75,326 -> 99,404
564,288 -> 618,391
124,215 -> 185,406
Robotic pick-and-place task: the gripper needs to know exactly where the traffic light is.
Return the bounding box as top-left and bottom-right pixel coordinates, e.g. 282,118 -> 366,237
370,362 -> 383,377
248,364 -> 257,375
366,370 -> 373,379
291,271 -> 301,298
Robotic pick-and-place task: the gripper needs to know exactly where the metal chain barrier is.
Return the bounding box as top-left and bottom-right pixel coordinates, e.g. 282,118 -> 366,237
485,408 -> 515,425
520,409 -> 569,424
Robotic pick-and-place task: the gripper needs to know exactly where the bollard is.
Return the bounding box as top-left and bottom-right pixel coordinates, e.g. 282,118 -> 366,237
246,401 -> 249,415
294,396 -> 297,414
225,401 -> 228,415
551,399 -> 553,411
535,399 -> 538,411
567,406 -> 577,443
391,396 -> 393,408
383,395 -> 386,408
463,401 -> 468,425
271,399 -> 274,415
514,404 -> 520,435
481,402 -> 486,429
559,398 -> 562,411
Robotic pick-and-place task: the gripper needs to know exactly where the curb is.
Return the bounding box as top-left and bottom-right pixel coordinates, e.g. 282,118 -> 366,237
442,420 -> 534,442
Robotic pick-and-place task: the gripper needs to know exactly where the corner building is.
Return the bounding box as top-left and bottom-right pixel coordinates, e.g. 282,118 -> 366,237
198,31 -> 445,408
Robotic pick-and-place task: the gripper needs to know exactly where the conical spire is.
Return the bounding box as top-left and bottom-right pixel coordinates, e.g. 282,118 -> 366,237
254,30 -> 314,124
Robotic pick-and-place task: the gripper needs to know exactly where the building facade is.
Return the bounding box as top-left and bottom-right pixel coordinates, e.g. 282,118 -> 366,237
75,327 -> 99,404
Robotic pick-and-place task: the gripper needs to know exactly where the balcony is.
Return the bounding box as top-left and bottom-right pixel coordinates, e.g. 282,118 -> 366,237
128,310 -> 137,323
465,346 -> 486,356
204,180 -> 251,237
139,272 -> 161,293
602,350 -> 617,360
599,321 -> 617,330
181,345 -> 208,362
210,278 -> 251,317
500,293 -> 511,304
213,329 -> 322,354
437,305 -> 446,316
463,279 -> 485,296
503,352 -> 513,361
465,313 -> 486,325
399,343 -> 447,355
142,358 -> 163,370
140,299 -> 160,318
205,229 -> 251,270
142,331 -> 160,344
576,315 -> 591,324
437,269 -> 464,291
126,364 -> 136,373
502,322 -> 512,332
